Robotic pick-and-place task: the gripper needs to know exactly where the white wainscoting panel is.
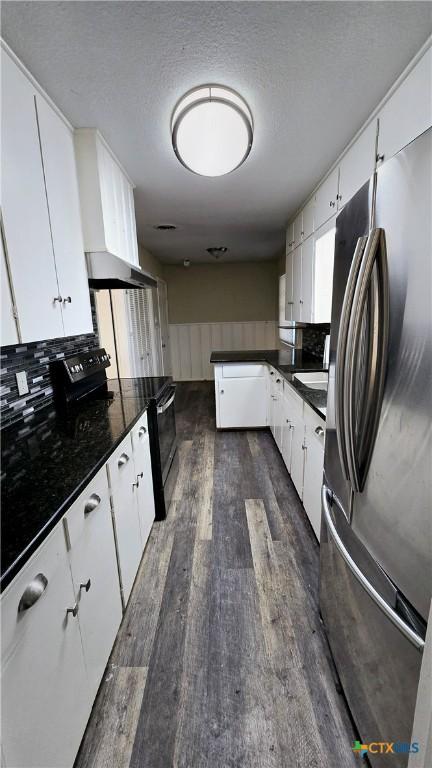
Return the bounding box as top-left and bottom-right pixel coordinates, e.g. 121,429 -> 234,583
169,321 -> 278,381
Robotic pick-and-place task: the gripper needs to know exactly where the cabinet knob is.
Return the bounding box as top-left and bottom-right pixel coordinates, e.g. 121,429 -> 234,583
66,604 -> 79,618
286,301 -> 294,305
336,194 -> 342,201
79,579 -> 91,594
118,453 -> 129,468
84,493 -> 101,516
376,152 -> 385,163
63,296 -> 72,304
18,573 -> 48,613
270,371 -> 274,376
132,479 -> 140,489
220,389 -> 224,394
315,426 -> 325,437
329,200 -> 335,208
138,426 -> 147,437
53,295 -> 63,304
302,443 -> 307,450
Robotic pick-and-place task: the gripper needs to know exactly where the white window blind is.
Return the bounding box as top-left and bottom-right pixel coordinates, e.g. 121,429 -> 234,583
125,288 -> 161,376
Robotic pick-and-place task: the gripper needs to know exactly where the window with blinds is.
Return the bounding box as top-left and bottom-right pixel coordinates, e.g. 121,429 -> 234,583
125,288 -> 162,376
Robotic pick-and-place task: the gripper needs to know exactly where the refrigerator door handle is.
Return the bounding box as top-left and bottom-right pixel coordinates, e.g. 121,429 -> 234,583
344,228 -> 389,492
335,235 -> 368,485
322,485 -> 425,651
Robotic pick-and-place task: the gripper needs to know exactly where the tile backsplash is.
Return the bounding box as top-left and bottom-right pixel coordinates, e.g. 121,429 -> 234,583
0,333 -> 100,429
301,325 -> 330,359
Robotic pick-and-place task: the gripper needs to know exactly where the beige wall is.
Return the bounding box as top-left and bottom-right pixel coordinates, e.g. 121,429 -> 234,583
138,244 -> 165,280
164,261 -> 279,324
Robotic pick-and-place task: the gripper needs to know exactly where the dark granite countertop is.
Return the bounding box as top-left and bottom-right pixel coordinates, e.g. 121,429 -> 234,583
210,348 -> 327,420
1,378 -> 153,592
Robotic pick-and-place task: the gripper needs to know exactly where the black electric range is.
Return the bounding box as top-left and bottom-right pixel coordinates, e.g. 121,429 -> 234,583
51,348 -> 179,521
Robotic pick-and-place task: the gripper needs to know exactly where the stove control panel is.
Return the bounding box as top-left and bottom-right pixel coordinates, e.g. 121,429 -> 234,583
60,348 -> 111,384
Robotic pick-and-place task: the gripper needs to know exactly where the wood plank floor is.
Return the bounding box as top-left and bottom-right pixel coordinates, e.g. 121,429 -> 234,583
75,382 -> 358,768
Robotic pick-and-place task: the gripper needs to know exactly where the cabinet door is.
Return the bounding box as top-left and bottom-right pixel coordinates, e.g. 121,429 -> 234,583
291,413 -> 305,500
1,524 -> 90,768
1,50 -> 64,343
131,414 -> 155,551
36,96 -> 93,337
107,433 -> 143,604
286,223 -> 295,252
303,423 -> 325,539
292,245 -> 302,321
97,139 -> 119,257
1,234 -> 19,346
377,48 -> 432,165
300,236 -> 314,322
273,377 -> 284,450
281,396 -> 293,471
313,219 -> 336,323
64,466 -> 122,701
218,377 -> 267,428
302,197 -> 315,240
314,166 -> 339,230
285,249 -> 294,321
293,211 -> 303,248
338,120 -> 377,210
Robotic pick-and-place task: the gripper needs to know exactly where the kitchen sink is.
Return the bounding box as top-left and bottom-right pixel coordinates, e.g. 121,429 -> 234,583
294,371 -> 328,390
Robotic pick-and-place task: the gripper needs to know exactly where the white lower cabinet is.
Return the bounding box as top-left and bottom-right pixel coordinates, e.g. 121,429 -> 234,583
302,408 -> 325,539
63,466 -> 122,701
214,364 -> 267,429
1,525 -> 90,768
131,414 -> 155,551
107,433 -> 143,605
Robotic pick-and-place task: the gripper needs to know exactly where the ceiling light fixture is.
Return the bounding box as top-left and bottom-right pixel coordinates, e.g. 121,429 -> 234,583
172,85 -> 253,177
206,247 -> 228,259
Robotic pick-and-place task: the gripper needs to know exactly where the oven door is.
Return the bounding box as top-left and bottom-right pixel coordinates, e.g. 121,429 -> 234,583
157,384 -> 177,483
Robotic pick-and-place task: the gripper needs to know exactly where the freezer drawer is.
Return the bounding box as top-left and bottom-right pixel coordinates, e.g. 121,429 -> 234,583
320,488 -> 425,768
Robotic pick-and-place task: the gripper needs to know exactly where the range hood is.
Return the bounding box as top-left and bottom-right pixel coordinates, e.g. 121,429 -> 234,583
86,251 -> 157,290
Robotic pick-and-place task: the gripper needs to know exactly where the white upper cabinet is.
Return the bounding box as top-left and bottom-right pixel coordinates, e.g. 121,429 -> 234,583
293,210 -> 303,248
286,223 -> 295,252
35,96 -> 93,337
1,46 -> 92,344
314,166 -> 339,230
74,129 -> 139,266
0,235 -> 19,346
1,48 -> 64,343
302,197 -> 315,240
338,119 -> 378,209
377,47 -> 432,165
300,236 -> 314,322
292,245 -> 302,320
312,218 -> 336,323
285,248 -> 294,321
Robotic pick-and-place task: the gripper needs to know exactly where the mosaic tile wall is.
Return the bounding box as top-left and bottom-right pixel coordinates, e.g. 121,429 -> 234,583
301,325 -> 330,359
0,292 -> 100,429
0,333 -> 100,429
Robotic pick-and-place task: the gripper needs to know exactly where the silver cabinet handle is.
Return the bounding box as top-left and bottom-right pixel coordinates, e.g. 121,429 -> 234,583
322,486 -> 425,650
286,301 -> 294,305
66,604 -> 78,618
315,426 -> 325,437
376,152 -> 384,163
220,389 -> 224,394
138,426 -> 147,437
118,453 -> 129,468
63,296 -> 72,304
137,472 -> 143,479
53,295 -> 63,303
329,200 -> 336,207
18,574 -> 48,613
270,371 -> 274,375
84,493 -> 101,516
302,443 -> 307,451
80,579 -> 91,593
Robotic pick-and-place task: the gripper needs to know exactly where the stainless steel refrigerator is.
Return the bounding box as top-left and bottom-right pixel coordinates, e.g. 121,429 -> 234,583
320,128 -> 431,766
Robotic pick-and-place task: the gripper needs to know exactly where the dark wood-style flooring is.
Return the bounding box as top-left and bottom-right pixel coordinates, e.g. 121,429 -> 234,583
75,381 -> 358,768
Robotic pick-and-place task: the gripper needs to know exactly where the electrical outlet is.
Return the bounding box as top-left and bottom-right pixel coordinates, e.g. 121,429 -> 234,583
16,370 -> 29,396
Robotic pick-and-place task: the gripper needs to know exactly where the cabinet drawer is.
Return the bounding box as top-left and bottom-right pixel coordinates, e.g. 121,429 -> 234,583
304,403 -> 326,446
130,412 -> 149,450
222,363 -> 266,378
283,382 -> 304,412
106,432 -> 134,492
64,465 -> 110,549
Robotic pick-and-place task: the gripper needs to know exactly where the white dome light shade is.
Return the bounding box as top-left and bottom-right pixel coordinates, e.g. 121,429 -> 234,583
172,86 -> 253,177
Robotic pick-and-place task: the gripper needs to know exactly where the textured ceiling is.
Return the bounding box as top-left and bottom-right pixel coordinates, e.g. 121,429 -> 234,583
2,2 -> 431,263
